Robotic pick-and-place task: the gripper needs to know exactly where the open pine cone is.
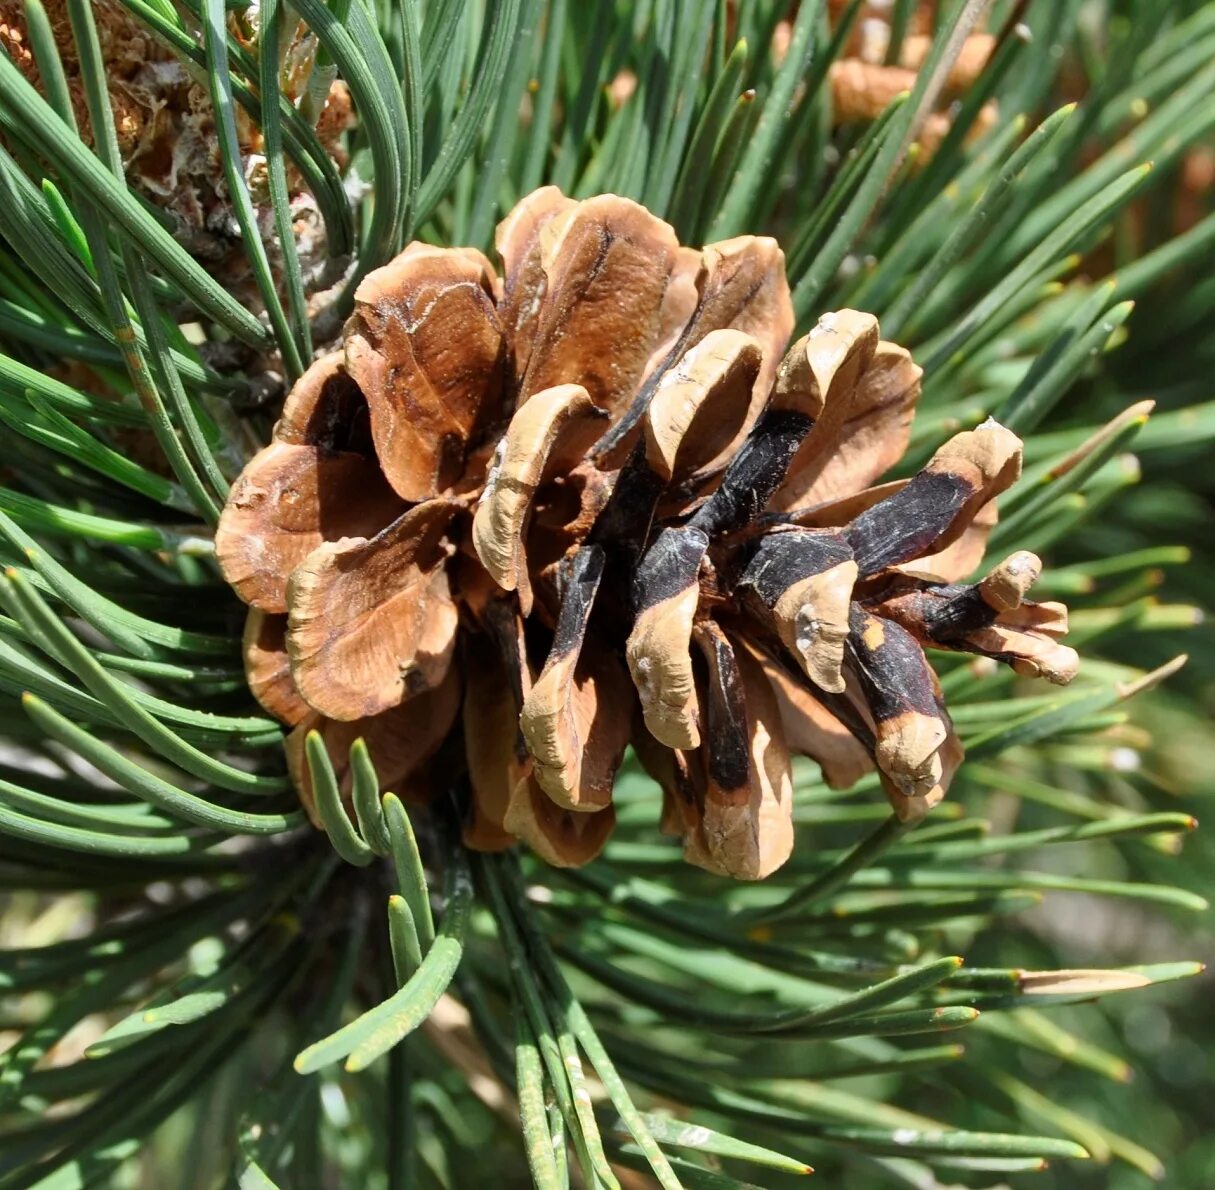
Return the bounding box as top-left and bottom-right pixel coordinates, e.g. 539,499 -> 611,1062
216,188 -> 1078,879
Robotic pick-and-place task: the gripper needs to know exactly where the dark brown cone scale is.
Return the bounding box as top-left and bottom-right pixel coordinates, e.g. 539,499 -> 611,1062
216,189 -> 1078,877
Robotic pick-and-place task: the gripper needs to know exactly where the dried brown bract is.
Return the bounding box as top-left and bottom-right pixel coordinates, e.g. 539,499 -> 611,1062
218,188 -> 1078,879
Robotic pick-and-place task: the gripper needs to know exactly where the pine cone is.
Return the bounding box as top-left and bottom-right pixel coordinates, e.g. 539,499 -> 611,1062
217,188 -> 1078,879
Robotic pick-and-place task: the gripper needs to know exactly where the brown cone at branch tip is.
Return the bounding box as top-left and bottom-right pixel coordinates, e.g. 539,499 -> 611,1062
0,2 -> 353,276
214,186 -> 1083,878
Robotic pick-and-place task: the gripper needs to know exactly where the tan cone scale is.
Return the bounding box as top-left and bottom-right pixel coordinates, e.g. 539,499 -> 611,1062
218,187 -> 1079,880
